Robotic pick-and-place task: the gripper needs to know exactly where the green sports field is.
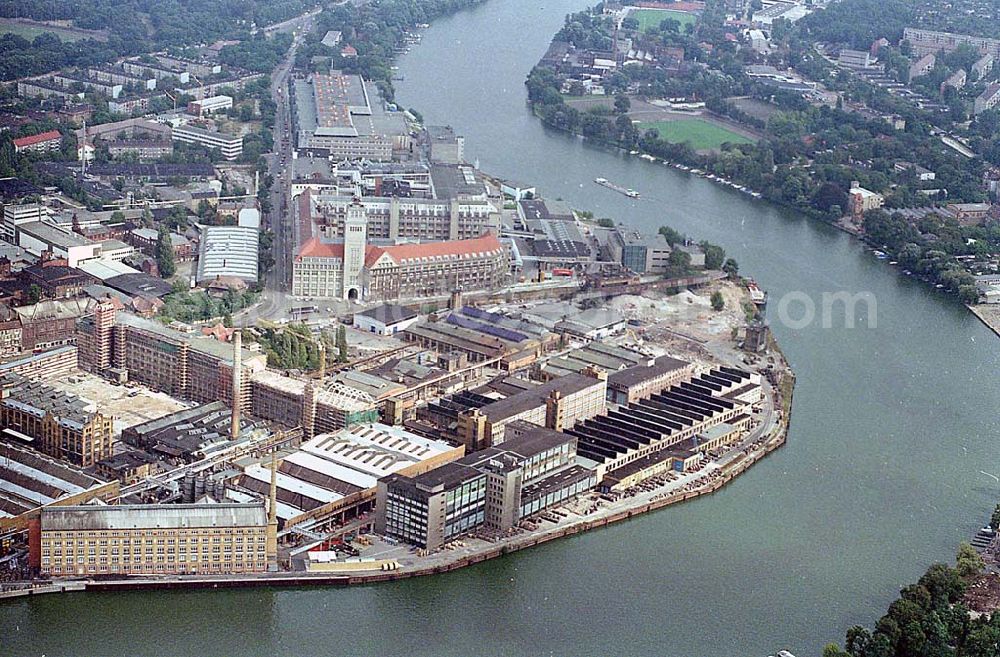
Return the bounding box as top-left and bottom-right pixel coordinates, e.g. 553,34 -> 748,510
630,8 -> 697,33
0,22 -> 85,42
639,119 -> 754,150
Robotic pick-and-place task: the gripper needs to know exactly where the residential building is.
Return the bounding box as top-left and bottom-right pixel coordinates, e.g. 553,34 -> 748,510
187,95 -> 233,116
838,49 -> 872,68
908,53 -> 936,83
171,124 -> 243,160
903,27 -> 1000,60
31,503 -> 272,576
946,202 -> 992,226
848,182 -> 884,217
941,68 -> 966,94
973,54 -> 994,80
107,140 -> 173,159
13,131 -> 62,154
974,83 -> 1000,115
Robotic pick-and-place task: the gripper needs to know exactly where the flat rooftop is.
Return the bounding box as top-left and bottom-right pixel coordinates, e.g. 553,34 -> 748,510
41,503 -> 266,530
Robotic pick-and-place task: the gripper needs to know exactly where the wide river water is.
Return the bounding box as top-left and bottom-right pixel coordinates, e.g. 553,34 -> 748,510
3,2 -> 1000,655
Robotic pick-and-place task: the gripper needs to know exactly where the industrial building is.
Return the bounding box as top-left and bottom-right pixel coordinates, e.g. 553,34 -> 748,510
77,305 -> 266,407
121,401 -> 268,463
353,304 -> 420,336
0,373 -> 114,467
250,369 -> 379,436
16,221 -> 102,267
292,229 -> 509,301
605,355 -> 696,405
376,422 -> 596,550
291,71 -> 409,159
233,424 -> 462,527
30,502 -> 272,576
196,226 -> 259,286
403,306 -> 555,370
566,367 -> 760,488
305,190 -> 500,243
418,369 -> 607,450
0,443 -> 118,531
610,230 -> 672,274
426,125 -> 465,164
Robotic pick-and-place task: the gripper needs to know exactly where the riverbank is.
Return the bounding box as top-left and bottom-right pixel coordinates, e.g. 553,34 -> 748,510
1,392 -> 792,600
968,303 -> 1000,338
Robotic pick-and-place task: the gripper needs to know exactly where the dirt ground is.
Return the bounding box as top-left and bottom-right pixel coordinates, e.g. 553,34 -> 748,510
604,280 -> 753,363
964,572 -> 1000,615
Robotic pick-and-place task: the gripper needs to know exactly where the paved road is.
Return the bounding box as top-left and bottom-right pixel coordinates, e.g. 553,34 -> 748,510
237,12 -> 313,327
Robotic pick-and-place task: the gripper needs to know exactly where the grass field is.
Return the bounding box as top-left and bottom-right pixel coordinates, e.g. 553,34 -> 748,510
631,8 -> 697,33
0,21 -> 86,42
639,118 -> 754,150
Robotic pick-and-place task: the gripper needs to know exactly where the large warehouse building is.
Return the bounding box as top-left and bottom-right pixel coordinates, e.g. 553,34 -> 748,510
232,423 -> 463,527
292,71 -> 409,159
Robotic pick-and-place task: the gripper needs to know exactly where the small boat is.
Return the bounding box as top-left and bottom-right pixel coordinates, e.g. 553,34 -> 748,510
888,260 -> 898,265
747,281 -> 767,305
873,250 -> 888,259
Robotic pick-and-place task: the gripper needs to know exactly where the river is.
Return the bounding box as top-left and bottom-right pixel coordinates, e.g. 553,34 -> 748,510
3,2 -> 1000,656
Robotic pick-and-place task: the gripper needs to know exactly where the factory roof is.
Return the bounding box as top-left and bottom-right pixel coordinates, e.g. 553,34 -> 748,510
195,226 -> 259,283
608,355 -> 691,389
41,503 -> 266,530
0,443 -> 108,517
477,373 -> 604,423
357,303 -> 418,325
501,422 -> 576,458
0,373 -> 99,431
19,221 -> 94,249
78,258 -> 140,282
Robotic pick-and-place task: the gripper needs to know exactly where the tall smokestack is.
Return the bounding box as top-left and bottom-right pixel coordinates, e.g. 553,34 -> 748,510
317,341 -> 326,380
266,444 -> 279,571
231,329 -> 242,441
